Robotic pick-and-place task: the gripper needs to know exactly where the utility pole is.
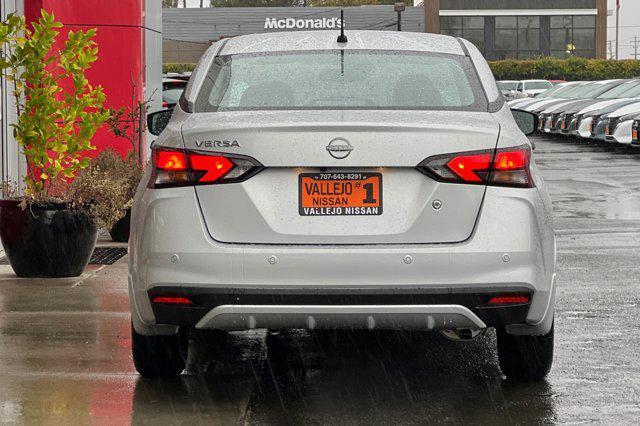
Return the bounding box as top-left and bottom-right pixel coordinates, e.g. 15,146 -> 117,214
616,0 -> 620,59
395,2 -> 405,32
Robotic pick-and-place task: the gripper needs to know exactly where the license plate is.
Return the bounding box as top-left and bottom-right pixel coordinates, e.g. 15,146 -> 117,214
299,172 -> 382,216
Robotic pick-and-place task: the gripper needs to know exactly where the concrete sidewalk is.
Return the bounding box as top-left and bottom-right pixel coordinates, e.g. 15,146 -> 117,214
0,257 -> 251,424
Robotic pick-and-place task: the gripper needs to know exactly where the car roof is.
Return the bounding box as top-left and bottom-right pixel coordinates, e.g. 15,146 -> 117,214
594,79 -> 622,85
219,30 -> 466,56
520,79 -> 551,83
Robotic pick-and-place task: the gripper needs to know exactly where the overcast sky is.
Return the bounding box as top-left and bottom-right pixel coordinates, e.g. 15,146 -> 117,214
607,0 -> 640,59
185,0 -> 640,59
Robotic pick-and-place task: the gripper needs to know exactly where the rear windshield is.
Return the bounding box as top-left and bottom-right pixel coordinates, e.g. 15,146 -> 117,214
163,81 -> 187,105
498,81 -> 517,90
194,50 -> 488,112
525,81 -> 553,90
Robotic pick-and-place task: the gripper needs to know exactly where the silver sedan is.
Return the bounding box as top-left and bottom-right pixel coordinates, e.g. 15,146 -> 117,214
131,30 -> 556,382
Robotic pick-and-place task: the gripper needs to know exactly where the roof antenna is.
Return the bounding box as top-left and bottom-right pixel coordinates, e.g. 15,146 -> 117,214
337,10 -> 348,43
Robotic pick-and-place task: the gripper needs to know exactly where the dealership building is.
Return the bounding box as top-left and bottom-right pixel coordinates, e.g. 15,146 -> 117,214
164,0 -> 608,63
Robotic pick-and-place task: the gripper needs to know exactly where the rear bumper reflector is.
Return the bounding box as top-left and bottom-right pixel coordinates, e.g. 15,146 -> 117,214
148,287 -> 532,329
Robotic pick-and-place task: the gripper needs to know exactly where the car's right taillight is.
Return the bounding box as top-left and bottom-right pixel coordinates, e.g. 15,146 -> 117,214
633,120 -> 639,143
417,145 -> 534,188
149,148 -> 263,188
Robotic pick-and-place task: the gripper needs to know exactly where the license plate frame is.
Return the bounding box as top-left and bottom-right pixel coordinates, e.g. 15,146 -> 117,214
298,172 -> 383,216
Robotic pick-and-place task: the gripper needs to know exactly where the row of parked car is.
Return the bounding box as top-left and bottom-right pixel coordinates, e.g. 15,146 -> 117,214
507,79 -> 640,146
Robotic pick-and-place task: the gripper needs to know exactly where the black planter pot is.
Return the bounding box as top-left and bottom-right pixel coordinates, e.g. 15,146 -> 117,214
0,200 -> 98,278
109,209 -> 131,243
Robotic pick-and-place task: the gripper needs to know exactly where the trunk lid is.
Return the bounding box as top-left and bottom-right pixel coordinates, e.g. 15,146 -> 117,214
182,110 -> 499,245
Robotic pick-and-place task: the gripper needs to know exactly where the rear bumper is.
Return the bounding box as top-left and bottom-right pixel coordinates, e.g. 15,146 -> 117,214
148,286 -> 532,330
197,305 -> 486,331
129,182 -> 556,335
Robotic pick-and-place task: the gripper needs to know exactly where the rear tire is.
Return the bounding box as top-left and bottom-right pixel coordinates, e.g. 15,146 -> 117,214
132,323 -> 189,378
496,322 -> 554,382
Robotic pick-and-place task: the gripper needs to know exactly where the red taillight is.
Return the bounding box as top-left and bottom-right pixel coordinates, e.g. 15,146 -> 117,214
419,145 -> 533,188
446,153 -> 491,183
149,148 -> 262,188
494,150 -> 528,171
633,121 -> 639,142
189,154 -> 234,183
152,296 -> 193,305
487,295 -> 531,305
156,150 -> 187,171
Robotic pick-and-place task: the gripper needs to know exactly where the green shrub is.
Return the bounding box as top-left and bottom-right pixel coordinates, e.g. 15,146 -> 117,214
166,58 -> 640,81
489,57 -> 640,81
163,63 -> 196,74
0,10 -> 109,201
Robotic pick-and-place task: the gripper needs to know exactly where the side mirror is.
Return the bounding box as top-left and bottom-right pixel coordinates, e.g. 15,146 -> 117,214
511,109 -> 538,136
147,110 -> 173,136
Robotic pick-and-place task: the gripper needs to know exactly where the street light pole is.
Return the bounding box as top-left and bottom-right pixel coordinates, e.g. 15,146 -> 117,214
616,0 -> 620,59
394,2 -> 405,32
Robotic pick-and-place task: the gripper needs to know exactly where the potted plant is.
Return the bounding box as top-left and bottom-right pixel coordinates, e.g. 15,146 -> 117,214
70,149 -> 142,243
0,10 -> 109,277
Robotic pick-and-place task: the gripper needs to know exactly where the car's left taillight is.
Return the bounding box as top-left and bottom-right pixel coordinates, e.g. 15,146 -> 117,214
149,148 -> 263,188
418,145 -> 534,188
632,120 -> 639,143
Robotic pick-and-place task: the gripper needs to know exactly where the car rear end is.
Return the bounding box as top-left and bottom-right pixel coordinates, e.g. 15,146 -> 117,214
133,111 -> 554,333
162,78 -> 187,109
129,32 -> 556,380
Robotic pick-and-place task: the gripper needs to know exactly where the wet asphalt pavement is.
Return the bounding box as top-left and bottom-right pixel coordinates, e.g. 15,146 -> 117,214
1,136 -> 640,424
